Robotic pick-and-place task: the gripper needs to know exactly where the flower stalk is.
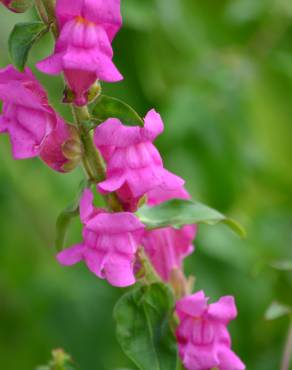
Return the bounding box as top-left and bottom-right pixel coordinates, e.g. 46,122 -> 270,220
35,0 -> 49,24
281,317 -> 292,370
40,0 -> 58,36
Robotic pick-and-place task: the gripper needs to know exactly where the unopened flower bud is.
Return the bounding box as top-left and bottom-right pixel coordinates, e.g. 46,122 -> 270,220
62,138 -> 83,161
1,0 -> 33,13
40,123 -> 81,173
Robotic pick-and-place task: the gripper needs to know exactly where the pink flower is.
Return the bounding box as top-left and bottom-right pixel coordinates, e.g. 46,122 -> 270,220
0,65 -> 77,172
143,225 -> 196,281
37,0 -> 123,106
94,109 -> 184,211
0,65 -> 56,159
143,187 -> 197,281
176,291 -> 245,370
57,189 -> 145,287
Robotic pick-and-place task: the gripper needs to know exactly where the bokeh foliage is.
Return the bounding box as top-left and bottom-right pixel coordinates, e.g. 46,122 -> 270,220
0,0 -> 292,369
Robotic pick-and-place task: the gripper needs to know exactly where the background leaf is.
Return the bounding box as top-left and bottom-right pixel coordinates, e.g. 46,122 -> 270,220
271,260 -> 292,272
136,199 -> 246,238
36,349 -> 78,370
91,95 -> 144,127
265,302 -> 292,321
9,21 -> 48,71
114,283 -> 178,370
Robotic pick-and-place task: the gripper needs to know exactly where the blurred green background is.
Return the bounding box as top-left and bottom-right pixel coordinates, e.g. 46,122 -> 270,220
1,0 -> 292,369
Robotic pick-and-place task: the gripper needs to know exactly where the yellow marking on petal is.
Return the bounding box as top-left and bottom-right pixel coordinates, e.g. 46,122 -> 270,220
75,16 -> 95,26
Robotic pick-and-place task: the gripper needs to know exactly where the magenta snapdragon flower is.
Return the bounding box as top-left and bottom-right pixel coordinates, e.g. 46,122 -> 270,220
94,109 -> 184,211
37,0 -> 123,106
143,224 -> 196,281
176,291 -> 245,370
143,186 -> 197,281
0,65 -> 76,172
57,189 -> 145,287
0,65 -> 55,159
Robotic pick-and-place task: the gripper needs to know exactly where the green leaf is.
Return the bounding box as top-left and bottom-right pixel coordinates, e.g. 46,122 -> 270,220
114,283 -> 178,370
271,260 -> 292,271
9,21 -> 48,71
91,95 -> 144,127
55,180 -> 87,251
265,302 -> 292,321
136,199 -> 246,238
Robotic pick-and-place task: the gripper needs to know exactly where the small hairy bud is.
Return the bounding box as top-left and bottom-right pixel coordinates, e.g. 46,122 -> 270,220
40,125 -> 82,173
1,0 -> 33,13
62,137 -> 83,161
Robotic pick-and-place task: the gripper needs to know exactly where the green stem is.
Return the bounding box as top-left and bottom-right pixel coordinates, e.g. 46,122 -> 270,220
72,105 -> 123,212
281,317 -> 292,370
72,106 -> 106,183
41,0 -> 56,22
138,248 -> 162,285
35,0 -> 49,24
40,0 -> 58,37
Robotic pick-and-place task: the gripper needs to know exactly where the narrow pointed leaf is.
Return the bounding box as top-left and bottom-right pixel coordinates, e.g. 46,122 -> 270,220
136,199 -> 246,238
9,21 -> 48,71
114,283 -> 178,370
55,180 -> 87,251
91,95 -> 144,127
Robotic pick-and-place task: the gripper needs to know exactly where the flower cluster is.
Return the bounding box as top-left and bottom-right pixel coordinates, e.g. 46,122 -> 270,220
0,0 -> 246,369
58,111 -> 196,287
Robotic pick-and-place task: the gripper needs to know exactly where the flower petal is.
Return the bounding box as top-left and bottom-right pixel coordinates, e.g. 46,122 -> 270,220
104,254 -> 136,287
176,291 -> 208,319
208,296 -> 238,323
143,109 -> 164,141
85,212 -> 144,234
57,243 -> 85,265
79,189 -> 95,223
218,346 -> 245,370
